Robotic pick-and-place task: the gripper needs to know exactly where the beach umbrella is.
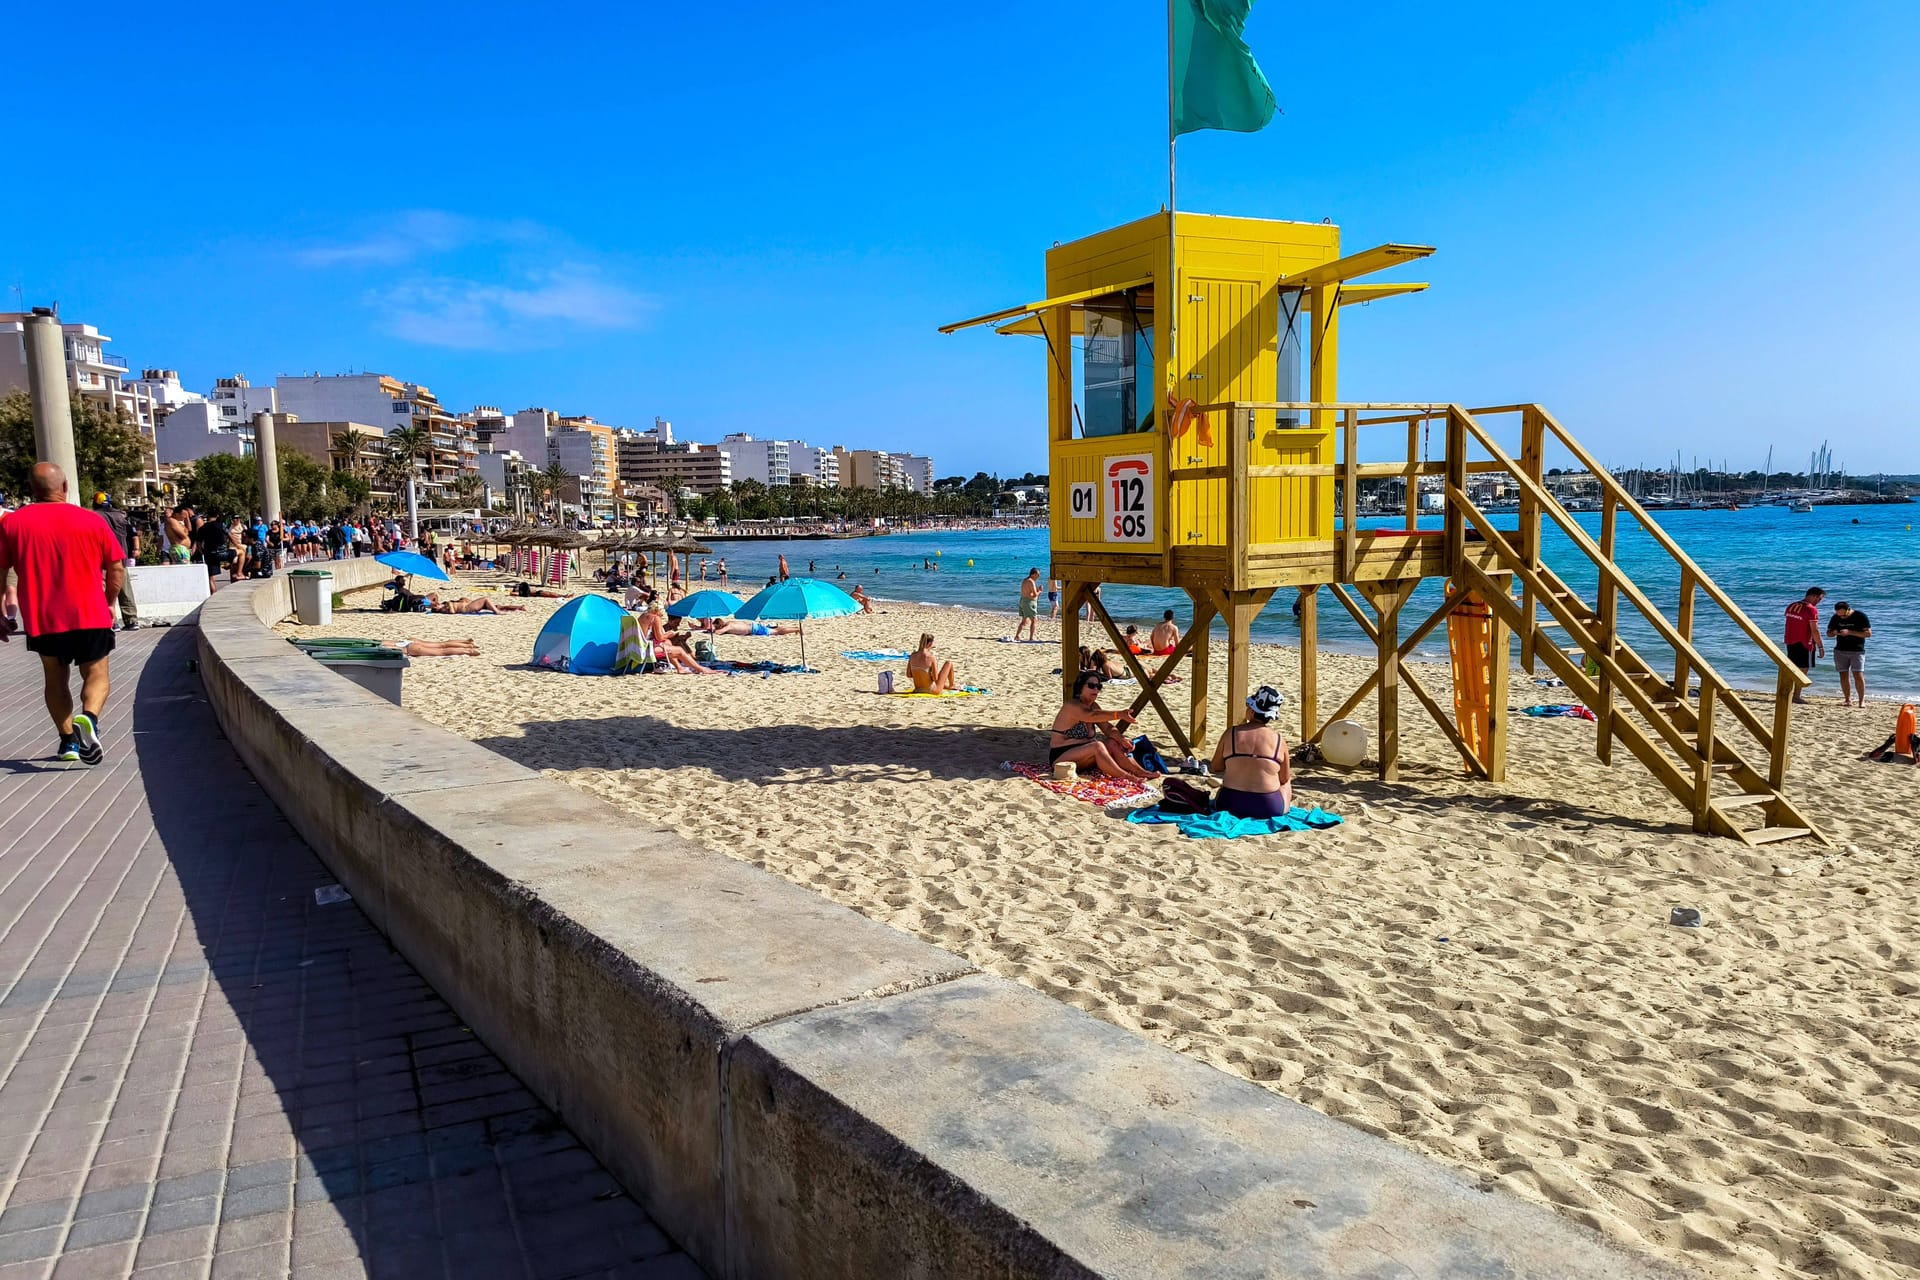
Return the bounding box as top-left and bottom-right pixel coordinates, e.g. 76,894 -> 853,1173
375,549 -> 450,582
667,589 -> 745,619
733,577 -> 859,669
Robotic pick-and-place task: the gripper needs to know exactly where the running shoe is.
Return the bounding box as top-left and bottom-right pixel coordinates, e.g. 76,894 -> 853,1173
71,712 -> 103,766
56,736 -> 80,762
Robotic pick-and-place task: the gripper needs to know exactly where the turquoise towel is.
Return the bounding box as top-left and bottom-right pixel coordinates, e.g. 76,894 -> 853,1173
1124,804 -> 1342,839
841,649 -> 910,660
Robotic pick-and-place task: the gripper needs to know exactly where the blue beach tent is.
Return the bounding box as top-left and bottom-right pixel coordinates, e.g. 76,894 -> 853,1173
531,595 -> 626,675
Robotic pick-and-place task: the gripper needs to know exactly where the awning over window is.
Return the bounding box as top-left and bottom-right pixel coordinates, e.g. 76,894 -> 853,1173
937,276 -> 1154,335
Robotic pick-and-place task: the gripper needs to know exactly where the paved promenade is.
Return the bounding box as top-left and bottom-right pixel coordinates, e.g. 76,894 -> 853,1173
0,625 -> 702,1279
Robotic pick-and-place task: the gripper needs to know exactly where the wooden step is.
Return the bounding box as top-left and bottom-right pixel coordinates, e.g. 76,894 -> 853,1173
1711,792 -> 1773,811
1744,826 -> 1814,845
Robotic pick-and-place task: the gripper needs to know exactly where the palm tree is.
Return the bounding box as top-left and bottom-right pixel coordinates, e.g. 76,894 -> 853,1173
541,461 -> 570,519
448,473 -> 484,508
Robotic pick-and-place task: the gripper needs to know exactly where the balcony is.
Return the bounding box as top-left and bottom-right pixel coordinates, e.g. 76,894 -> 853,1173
100,354 -> 129,370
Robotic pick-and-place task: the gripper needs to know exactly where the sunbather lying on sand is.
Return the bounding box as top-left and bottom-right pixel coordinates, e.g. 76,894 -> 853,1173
429,595 -> 526,614
702,618 -> 801,636
384,638 -> 481,657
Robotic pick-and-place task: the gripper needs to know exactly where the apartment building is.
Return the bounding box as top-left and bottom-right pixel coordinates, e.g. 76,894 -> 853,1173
276,373 -> 476,495
789,444 -> 841,488
277,419 -> 390,493
462,405 -> 514,452
549,417 -> 618,523
208,375 -> 278,427
832,447 -> 909,491
888,453 -> 935,495
475,449 -> 533,517
716,433 -> 791,487
155,402 -> 253,465
612,428 -> 731,495
1,311 -> 165,489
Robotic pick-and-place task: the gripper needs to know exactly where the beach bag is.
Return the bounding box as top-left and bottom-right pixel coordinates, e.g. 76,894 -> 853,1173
878,671 -> 895,694
1156,777 -> 1212,815
693,638 -> 716,664
1131,735 -> 1169,775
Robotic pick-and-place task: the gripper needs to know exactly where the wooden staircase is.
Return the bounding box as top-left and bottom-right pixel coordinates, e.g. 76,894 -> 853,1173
1441,406 -> 1826,848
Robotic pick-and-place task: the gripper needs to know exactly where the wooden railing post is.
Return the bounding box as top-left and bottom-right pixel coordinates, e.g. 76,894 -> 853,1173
1227,406 -> 1250,592
1443,407 -> 1467,575
1595,490 -> 1618,764
1340,408 -> 1359,582
1674,568 -> 1696,699
1770,670 -> 1793,789
1518,406 -> 1545,671
1404,418 -> 1421,530
1692,684 -> 1717,833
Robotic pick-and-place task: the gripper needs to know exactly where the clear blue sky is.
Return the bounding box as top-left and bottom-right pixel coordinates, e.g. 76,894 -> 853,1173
5,1 -> 1914,477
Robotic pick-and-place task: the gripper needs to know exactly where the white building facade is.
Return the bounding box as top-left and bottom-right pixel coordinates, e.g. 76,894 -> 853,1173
717,433 -> 792,487
156,402 -> 253,465
888,453 -> 935,495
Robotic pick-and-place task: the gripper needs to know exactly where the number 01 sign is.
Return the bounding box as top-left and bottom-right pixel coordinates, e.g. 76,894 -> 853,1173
1103,454 -> 1154,543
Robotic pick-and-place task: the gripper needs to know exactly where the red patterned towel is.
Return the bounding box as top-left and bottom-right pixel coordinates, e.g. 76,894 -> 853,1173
1006,762 -> 1152,804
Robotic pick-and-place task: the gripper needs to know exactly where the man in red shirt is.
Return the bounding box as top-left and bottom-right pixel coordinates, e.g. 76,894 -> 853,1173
1783,586 -> 1825,706
0,463 -> 127,763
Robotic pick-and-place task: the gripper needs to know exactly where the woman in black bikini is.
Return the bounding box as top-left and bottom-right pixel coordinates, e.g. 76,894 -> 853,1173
1048,671 -> 1155,781
1208,685 -> 1294,819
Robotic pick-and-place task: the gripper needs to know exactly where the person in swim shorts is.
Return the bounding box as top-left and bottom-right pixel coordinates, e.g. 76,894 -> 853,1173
1015,568 -> 1041,640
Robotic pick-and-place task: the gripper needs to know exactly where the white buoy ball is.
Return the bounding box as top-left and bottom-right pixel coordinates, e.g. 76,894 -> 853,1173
1321,719 -> 1368,768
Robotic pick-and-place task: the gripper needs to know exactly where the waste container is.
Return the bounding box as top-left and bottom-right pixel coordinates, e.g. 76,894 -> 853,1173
289,569 -> 333,627
309,649 -> 409,705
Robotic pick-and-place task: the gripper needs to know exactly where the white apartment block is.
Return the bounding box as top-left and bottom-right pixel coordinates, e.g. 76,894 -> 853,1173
889,453 -> 935,495
789,444 -> 841,488
156,402 -> 252,465
717,433 -> 792,487
208,375 -> 278,427
548,427 -> 617,523
497,407 -> 556,461
125,368 -> 204,443
276,373 -> 475,490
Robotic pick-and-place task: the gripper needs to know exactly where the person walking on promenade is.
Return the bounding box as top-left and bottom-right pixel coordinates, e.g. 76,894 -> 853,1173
163,505 -> 192,562
0,463 -> 127,764
1016,567 -> 1042,641
1784,586 -> 1824,705
93,493 -> 140,630
1826,600 -> 1871,707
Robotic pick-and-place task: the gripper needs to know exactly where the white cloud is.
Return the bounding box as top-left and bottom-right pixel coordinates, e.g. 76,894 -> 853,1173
380,267 -> 651,351
294,212 -> 650,349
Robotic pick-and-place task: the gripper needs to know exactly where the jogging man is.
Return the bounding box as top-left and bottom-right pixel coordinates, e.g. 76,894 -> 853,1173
0,463 -> 126,764
1783,586 -> 1824,705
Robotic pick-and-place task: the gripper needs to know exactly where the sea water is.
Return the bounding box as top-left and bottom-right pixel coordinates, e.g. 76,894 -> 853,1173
687,503 -> 1920,700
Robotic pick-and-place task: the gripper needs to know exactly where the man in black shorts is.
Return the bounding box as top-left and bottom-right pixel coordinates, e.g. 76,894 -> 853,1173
190,511 -> 233,588
1825,600 -> 1870,706
0,463 -> 126,763
1783,587 -> 1824,705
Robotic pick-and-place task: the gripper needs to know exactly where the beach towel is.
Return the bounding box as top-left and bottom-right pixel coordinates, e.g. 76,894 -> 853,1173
1005,761 -> 1152,805
1522,703 -> 1597,721
1124,804 -> 1343,839
614,613 -> 652,674
842,649 -> 911,661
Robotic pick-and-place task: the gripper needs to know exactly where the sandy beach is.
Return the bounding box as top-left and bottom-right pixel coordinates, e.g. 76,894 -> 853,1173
280,576 -> 1920,1279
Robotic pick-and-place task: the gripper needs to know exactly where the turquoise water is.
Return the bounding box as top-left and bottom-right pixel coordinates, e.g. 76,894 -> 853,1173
694,504 -> 1920,699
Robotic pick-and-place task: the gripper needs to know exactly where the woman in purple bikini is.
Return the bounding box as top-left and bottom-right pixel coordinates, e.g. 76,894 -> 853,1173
1208,685 -> 1293,819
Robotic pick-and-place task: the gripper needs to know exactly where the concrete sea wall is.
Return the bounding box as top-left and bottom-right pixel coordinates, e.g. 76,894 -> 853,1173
194,562 -> 1678,1278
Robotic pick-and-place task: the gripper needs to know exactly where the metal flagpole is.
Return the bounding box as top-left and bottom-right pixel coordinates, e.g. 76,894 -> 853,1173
1166,0 -> 1178,417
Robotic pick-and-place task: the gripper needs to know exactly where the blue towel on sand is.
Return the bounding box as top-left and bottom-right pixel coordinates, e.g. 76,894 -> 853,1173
841,649 -> 910,660
1124,805 -> 1343,839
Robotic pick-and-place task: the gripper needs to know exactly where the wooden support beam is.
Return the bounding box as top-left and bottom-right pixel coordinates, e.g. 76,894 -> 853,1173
1085,586 -> 1194,758
1185,589 -> 1216,751
1369,579 -> 1414,781
1340,410 -> 1359,581
1770,669 -> 1793,790
1692,686 -> 1717,834
1595,491 -> 1619,765
1059,581 -> 1086,702
1313,585 -> 1456,737
1297,586 -> 1318,742
1674,568 -> 1696,697
1210,587 -> 1275,729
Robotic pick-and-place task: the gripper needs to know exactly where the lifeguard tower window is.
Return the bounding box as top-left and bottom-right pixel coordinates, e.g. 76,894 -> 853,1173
1078,287 -> 1154,438
1277,287 -> 1305,426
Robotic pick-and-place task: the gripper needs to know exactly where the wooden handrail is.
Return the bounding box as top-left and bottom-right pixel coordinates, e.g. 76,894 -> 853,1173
1451,410 -> 1747,699
1532,406 -> 1809,688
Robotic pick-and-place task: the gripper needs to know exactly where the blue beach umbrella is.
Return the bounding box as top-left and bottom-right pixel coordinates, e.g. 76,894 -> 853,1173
374,549 -> 451,583
666,589 -> 745,619
733,577 -> 860,669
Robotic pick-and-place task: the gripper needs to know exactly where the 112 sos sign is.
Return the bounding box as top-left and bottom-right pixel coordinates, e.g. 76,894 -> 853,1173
1102,454 -> 1153,543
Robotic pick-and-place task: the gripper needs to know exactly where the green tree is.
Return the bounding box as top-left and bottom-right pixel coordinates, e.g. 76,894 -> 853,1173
448,473 -> 484,507
176,453 -> 256,516
0,390 -> 149,501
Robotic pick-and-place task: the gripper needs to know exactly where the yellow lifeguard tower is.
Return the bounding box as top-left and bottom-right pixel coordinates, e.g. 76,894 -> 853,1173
944,210 -> 1826,846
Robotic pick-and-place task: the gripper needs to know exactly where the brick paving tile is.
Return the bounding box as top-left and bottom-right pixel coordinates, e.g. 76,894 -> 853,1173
0,629 -> 707,1278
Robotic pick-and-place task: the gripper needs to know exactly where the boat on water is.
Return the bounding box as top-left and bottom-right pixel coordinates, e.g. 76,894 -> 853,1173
1789,498 -> 1814,513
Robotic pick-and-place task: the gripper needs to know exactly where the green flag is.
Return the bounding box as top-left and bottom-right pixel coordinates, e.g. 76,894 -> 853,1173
1172,0 -> 1277,136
